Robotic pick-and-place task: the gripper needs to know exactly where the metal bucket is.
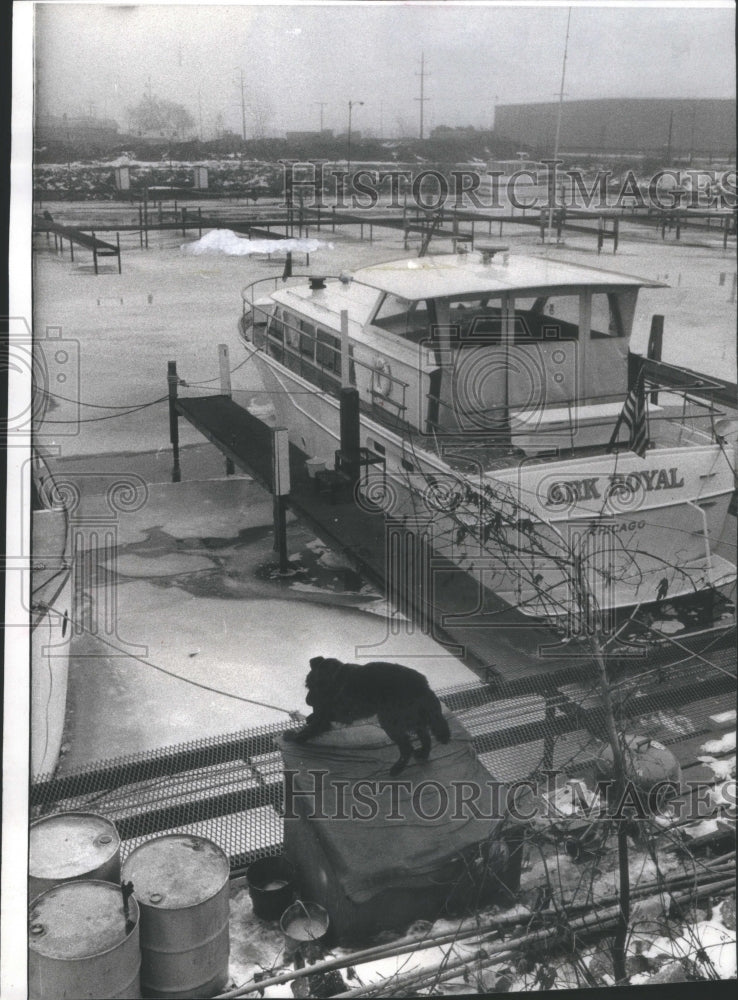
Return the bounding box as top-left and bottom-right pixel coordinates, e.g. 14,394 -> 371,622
280,900 -> 330,952
28,879 -> 141,999
246,856 -> 296,921
121,834 -> 230,999
29,812 -> 121,901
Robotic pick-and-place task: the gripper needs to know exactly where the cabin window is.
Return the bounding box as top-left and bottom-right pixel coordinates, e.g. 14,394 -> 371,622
373,294 -> 429,342
447,297 -> 504,342
316,329 -> 341,375
590,293 -> 624,338
538,295 -> 580,340
284,313 -> 300,350
269,308 -> 284,342
253,307 -> 269,349
299,320 -> 315,359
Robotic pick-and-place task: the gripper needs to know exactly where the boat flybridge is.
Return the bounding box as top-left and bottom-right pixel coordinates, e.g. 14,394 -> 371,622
239,248 -> 736,635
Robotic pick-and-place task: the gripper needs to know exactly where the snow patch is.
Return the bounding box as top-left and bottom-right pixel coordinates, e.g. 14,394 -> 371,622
181,229 -> 332,256
700,731 -> 736,755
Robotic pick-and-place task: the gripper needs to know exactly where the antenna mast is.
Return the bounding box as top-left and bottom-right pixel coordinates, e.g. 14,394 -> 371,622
547,7 -> 572,243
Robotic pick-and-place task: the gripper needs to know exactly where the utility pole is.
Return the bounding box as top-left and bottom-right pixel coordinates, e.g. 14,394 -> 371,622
547,7 -> 571,244
347,100 -> 364,174
239,68 -> 247,142
315,101 -> 327,132
415,51 -> 429,140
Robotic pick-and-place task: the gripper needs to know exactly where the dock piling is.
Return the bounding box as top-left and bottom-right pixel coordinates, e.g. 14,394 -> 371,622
218,344 -> 232,398
168,360 -> 181,483
647,315 -> 664,404
271,427 -> 291,574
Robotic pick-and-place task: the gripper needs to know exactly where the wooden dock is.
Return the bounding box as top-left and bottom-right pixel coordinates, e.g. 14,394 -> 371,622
33,215 -> 122,273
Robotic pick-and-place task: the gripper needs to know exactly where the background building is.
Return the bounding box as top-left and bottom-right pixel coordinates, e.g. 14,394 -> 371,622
36,113 -> 120,149
495,99 -> 736,160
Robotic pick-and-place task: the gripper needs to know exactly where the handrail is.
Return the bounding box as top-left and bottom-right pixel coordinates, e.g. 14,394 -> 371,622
240,273 -> 343,312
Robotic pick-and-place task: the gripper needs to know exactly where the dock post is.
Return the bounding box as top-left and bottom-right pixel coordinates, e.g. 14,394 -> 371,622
69,238 -> 74,263
116,232 -> 122,274
168,360 -> 181,482
339,386 -> 361,483
218,343 -> 232,397
271,427 -> 291,574
613,217 -> 619,254
182,207 -> 187,237
198,207 -> 202,237
647,315 -> 664,404
597,218 -> 604,255
139,205 -> 144,247
92,232 -> 98,275
331,206 -> 336,234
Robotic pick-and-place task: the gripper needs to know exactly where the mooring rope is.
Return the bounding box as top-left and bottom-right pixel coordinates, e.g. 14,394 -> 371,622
35,601 -> 299,717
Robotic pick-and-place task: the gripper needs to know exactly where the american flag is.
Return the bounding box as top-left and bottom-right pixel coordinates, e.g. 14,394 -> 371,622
608,378 -> 648,458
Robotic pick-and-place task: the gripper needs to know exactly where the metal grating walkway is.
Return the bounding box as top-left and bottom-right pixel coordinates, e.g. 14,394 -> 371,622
30,648 -> 736,876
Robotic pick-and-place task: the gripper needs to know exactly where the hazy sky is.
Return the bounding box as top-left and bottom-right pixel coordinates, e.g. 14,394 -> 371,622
33,1 -> 736,138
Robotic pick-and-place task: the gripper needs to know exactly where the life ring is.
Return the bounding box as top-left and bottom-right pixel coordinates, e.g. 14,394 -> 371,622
371,357 -> 393,399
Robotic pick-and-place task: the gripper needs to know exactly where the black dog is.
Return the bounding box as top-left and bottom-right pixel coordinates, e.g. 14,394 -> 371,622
284,656 -> 451,776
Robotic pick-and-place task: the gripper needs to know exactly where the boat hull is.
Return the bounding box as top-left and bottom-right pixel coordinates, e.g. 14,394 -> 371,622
244,344 -> 736,622
31,508 -> 73,777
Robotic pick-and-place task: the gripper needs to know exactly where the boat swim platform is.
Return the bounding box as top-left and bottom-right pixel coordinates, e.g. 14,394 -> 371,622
171,388 -> 735,685
30,653 -> 737,876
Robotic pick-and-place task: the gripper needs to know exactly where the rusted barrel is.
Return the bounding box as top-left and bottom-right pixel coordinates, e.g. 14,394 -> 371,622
29,812 -> 121,901
28,880 -> 141,999
122,834 -> 230,999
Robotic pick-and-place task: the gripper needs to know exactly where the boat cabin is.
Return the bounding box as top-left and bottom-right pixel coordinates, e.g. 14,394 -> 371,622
243,252 -> 666,452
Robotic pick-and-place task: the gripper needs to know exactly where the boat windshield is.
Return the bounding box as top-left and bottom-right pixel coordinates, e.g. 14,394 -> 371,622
371,290 -> 627,347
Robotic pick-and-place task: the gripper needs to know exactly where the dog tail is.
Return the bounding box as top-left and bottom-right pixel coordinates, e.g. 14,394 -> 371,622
424,690 -> 451,744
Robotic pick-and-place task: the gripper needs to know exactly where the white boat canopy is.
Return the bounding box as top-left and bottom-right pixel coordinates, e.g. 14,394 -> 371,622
351,252 -> 667,301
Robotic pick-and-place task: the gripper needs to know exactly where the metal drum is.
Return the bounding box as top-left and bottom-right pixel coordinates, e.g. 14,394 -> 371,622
28,880 -> 141,1000
122,834 -> 230,999
29,812 -> 121,901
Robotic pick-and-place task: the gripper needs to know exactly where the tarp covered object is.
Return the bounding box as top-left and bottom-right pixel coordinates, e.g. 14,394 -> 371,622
277,715 -> 515,907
